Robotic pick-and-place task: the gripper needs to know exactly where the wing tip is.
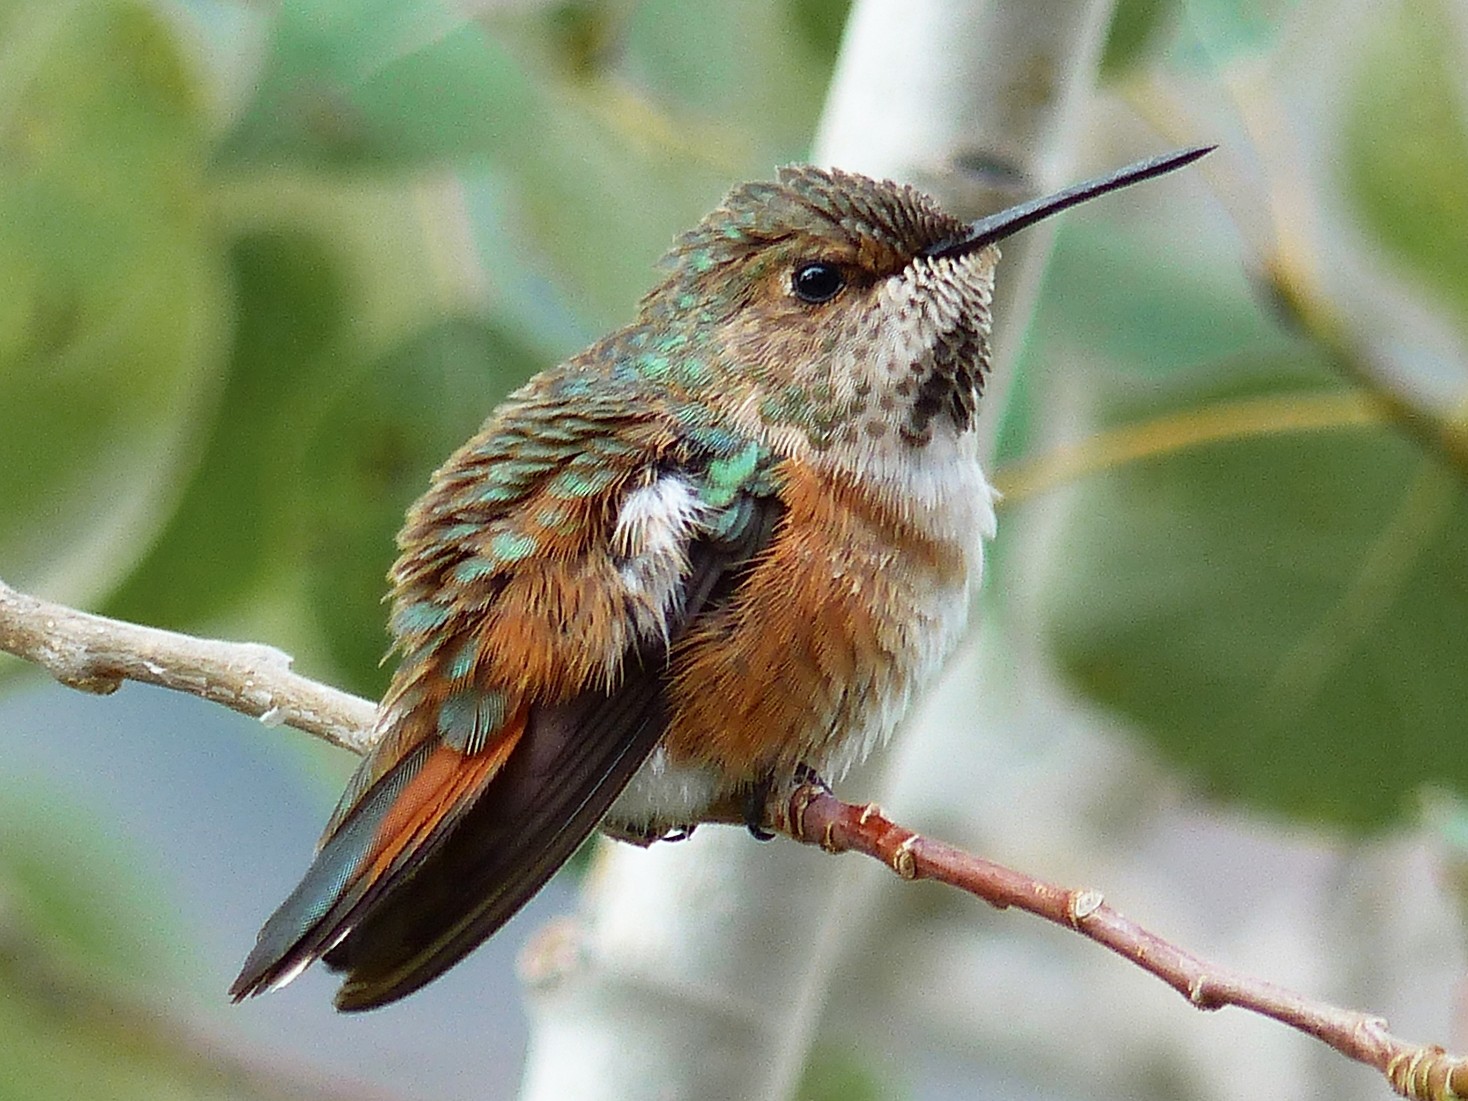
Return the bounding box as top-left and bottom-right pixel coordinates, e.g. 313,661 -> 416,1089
230,919 -> 353,1002
228,952 -> 311,1002
331,974 -> 411,1013
231,928 -> 405,1012
327,938 -> 473,1011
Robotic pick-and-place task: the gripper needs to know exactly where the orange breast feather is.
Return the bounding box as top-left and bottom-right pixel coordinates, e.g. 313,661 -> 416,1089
665,458 -> 967,778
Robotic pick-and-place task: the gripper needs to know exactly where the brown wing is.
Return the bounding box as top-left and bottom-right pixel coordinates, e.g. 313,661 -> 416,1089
322,484 -> 780,1010
231,371 -> 782,1008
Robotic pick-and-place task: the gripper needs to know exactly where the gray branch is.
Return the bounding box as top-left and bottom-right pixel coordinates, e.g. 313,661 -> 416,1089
0,577 -> 377,755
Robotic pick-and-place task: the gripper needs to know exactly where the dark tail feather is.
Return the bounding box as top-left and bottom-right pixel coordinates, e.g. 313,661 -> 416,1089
230,724 -> 522,1001
229,745 -> 429,1000
325,680 -> 666,1010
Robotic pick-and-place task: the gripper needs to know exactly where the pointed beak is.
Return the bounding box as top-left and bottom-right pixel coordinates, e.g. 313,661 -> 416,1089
920,145 -> 1215,262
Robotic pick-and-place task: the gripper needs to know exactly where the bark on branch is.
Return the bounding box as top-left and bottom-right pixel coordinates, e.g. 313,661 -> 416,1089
0,577 -> 376,753
0,574 -> 1461,1100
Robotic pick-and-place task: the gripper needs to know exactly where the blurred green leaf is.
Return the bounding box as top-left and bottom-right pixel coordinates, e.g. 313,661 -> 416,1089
788,0 -> 852,66
219,0 -> 547,168
624,0 -> 830,157
502,130 -> 737,330
0,786 -> 201,1101
796,1042 -> 897,1101
0,0 -> 228,602
995,214 -> 1290,484
525,1 -> 633,78
622,0 -> 833,154
1344,0 -> 1468,330
298,316 -> 541,695
1037,357 -> 1468,830
223,0 -> 843,333
1031,220 -> 1288,375
105,161 -> 487,633
478,0 -> 843,329
0,996 -> 214,1101
223,0 -> 753,331
0,970 -> 309,1101
0,788 -> 359,1101
1101,0 -> 1179,80
105,230 -> 349,627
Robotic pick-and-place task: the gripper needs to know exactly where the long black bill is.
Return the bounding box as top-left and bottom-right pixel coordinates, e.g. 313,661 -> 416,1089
921,145 -> 1214,262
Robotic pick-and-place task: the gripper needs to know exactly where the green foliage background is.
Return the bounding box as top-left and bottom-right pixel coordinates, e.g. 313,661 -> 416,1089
1,0 -> 1465,1097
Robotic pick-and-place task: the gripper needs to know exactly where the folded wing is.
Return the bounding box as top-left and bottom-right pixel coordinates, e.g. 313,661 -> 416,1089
231,376 -> 780,1009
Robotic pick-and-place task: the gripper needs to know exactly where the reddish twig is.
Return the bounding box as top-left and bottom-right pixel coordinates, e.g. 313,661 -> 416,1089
768,783 -> 1468,1101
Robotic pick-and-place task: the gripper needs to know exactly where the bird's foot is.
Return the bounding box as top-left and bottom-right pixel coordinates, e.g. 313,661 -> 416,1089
742,778 -> 776,841
742,765 -> 831,840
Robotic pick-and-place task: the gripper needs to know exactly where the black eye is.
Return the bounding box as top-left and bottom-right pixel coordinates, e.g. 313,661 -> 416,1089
791,262 -> 845,304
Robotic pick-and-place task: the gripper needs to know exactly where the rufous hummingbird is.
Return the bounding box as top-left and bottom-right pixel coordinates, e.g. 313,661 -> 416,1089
231,146 -> 1212,1011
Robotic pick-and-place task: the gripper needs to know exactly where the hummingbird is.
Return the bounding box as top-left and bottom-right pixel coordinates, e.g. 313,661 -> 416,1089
231,145 -> 1212,1011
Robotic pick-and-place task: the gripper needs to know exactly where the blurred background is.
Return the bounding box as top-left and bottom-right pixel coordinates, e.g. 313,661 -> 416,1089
2,0 -> 1467,1098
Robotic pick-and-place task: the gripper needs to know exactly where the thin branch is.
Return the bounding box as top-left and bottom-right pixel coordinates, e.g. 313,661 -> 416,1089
763,782 -> 1468,1101
2,577 -> 1458,1098
991,389 -> 1383,503
1122,75 -> 1468,485
0,578 -> 377,754
1262,253 -> 1468,480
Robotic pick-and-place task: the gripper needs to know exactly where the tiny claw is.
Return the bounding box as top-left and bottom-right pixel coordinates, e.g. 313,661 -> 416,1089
743,778 -> 776,841
793,763 -> 831,791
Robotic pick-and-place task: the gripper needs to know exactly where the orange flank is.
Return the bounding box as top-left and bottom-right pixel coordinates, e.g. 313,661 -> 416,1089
667,457 -> 969,777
